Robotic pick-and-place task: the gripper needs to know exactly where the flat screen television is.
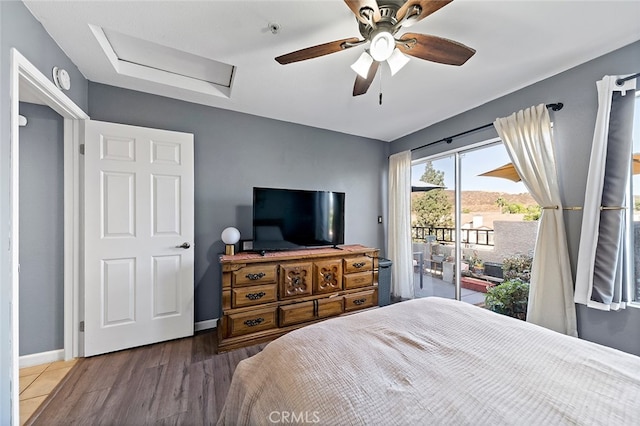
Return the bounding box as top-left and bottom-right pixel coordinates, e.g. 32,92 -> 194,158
252,187 -> 345,251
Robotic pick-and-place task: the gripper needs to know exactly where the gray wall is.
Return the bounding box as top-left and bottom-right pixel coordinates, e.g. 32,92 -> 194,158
391,40 -> 640,355
1,0 -> 88,419
19,102 -> 64,356
489,221 -> 537,264
1,1 -> 637,420
88,83 -> 389,322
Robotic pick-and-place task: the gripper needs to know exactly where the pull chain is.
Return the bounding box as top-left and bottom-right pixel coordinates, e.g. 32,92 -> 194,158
378,64 -> 383,105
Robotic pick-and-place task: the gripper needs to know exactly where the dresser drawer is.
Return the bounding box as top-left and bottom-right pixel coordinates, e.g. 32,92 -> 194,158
343,256 -> 373,274
313,259 -> 343,294
344,289 -> 376,312
279,298 -> 344,327
233,264 -> 277,287
280,263 -> 313,299
227,307 -> 277,337
232,284 -> 277,308
344,271 -> 373,289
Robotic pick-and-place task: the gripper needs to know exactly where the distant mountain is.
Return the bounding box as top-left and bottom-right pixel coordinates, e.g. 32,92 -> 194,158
452,190 -> 536,213
412,190 -> 537,213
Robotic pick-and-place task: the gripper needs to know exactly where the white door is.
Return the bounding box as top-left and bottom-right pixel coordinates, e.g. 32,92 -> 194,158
82,120 -> 194,356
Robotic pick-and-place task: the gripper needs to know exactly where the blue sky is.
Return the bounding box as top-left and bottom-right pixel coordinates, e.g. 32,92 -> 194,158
412,142 -> 528,194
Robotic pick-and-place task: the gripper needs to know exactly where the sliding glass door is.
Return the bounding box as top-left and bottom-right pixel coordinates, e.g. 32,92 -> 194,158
411,154 -> 457,300
412,140 -> 537,305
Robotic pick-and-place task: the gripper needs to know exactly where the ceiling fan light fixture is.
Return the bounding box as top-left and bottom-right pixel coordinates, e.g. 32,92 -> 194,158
273,0 -> 474,98
387,48 -> 410,76
369,31 -> 395,62
350,51 -> 374,78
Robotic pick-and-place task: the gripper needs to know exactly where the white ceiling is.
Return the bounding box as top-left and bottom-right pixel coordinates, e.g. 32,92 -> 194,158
23,0 -> 640,142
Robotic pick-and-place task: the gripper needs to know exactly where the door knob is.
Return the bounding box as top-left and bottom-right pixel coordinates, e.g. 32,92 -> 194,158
176,242 -> 191,249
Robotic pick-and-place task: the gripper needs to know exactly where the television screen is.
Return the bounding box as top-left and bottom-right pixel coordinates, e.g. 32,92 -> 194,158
252,187 -> 345,251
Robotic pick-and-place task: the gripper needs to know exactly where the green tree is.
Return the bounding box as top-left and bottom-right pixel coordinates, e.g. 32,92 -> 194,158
506,203 -> 525,214
496,197 -> 540,220
412,162 -> 453,228
523,205 -> 541,221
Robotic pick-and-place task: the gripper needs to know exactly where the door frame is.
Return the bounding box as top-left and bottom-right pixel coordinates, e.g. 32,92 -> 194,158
9,48 -> 88,424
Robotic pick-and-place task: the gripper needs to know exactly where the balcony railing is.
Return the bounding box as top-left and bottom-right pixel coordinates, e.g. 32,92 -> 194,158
412,226 -> 494,246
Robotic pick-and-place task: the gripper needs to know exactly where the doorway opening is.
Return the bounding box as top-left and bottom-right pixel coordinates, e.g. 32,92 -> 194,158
9,48 -> 88,424
18,103 -> 65,361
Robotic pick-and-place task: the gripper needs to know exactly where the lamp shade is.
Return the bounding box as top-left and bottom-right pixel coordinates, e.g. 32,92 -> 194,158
351,51 -> 374,78
387,48 -> 410,76
370,31 -> 395,62
221,227 -> 241,245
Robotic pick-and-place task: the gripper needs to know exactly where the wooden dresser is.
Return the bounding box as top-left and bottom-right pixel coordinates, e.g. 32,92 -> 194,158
217,244 -> 379,352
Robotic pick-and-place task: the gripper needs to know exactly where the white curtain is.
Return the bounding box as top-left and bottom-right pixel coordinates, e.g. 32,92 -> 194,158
575,75 -> 636,311
494,104 -> 577,336
388,151 -> 414,300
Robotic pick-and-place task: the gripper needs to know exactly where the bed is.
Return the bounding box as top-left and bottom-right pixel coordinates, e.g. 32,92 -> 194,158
218,297 -> 640,425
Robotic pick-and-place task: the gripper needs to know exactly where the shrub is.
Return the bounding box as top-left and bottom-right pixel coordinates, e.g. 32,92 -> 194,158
502,253 -> 533,282
485,279 -> 529,320
523,205 -> 541,221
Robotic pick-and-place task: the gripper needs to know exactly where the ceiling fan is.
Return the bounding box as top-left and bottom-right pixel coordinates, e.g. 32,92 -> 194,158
275,0 -> 476,97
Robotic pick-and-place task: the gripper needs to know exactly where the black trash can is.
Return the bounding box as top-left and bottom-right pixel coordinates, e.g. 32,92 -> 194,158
378,258 -> 392,306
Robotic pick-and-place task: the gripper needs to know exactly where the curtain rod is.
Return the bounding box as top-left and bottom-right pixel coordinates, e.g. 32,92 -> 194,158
410,103 -> 564,153
617,72 -> 640,85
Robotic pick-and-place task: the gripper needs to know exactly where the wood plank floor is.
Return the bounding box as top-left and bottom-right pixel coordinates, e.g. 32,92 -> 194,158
26,330 -> 265,425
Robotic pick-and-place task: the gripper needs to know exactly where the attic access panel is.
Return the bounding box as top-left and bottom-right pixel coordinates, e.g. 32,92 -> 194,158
93,26 -> 235,98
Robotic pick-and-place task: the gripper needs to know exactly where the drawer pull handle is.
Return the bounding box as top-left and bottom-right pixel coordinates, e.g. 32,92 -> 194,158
246,272 -> 266,280
244,318 -> 264,327
245,292 -> 266,301
353,298 -> 367,306
353,262 -> 366,268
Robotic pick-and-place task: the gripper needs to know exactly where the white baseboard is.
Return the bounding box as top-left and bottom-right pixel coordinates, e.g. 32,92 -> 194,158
20,322 -> 218,367
195,318 -> 218,332
19,349 -> 64,368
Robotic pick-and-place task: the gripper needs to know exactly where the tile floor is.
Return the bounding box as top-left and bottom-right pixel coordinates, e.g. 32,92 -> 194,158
19,359 -> 78,425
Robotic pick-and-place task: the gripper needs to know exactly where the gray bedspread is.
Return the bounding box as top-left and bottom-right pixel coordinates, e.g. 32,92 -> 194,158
218,297 -> 640,425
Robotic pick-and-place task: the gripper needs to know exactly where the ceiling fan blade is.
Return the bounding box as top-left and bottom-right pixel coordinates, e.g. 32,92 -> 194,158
396,0 -> 453,24
353,60 -> 380,96
344,0 -> 381,24
275,37 -> 361,65
397,33 -> 475,66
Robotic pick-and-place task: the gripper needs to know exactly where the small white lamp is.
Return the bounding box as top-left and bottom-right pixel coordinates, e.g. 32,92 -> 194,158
221,227 -> 241,255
